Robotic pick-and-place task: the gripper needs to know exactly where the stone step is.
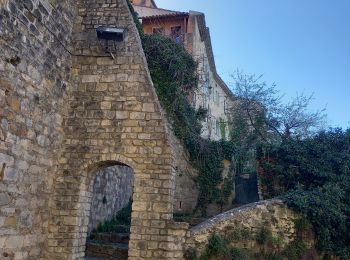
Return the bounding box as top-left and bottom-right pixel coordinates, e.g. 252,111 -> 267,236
85,241 -> 128,260
91,232 -> 130,244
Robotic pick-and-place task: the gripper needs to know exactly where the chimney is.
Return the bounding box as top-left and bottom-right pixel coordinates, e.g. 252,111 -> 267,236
131,0 -> 157,8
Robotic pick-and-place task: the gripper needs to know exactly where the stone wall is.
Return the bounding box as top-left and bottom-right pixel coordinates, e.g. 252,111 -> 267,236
45,0 -> 188,259
88,165 -> 133,234
168,123 -> 199,214
185,200 -> 313,255
0,0 -> 75,258
1,0 -> 189,259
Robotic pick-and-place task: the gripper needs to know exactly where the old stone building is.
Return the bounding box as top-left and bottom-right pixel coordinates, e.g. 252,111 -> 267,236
133,3 -> 236,141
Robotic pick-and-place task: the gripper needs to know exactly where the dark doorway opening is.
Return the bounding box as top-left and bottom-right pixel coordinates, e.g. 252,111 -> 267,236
85,164 -> 133,260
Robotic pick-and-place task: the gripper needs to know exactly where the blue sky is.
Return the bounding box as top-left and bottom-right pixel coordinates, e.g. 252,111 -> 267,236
156,0 -> 350,129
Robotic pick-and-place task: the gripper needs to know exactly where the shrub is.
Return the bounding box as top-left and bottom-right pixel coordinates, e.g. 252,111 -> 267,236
184,248 -> 198,260
255,226 -> 273,245
259,128 -> 350,257
282,240 -> 307,260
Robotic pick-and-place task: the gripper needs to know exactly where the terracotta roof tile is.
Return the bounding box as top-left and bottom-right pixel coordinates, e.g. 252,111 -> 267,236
133,5 -> 188,19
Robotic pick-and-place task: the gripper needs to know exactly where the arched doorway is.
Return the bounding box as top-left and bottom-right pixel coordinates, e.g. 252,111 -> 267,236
84,163 -> 134,259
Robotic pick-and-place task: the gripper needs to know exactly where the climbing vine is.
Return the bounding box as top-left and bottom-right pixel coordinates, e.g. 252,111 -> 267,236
128,2 -> 235,214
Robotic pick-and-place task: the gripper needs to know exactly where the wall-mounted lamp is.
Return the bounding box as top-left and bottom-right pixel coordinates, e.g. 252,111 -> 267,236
96,26 -> 127,59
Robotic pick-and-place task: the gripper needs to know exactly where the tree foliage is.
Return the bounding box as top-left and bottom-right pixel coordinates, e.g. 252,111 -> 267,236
230,70 -> 327,143
259,128 -> 350,258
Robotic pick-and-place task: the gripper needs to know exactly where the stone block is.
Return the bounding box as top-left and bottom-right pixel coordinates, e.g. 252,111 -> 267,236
138,133 -> 151,140
142,103 -> 155,112
130,112 -> 145,120
82,75 -> 100,83
124,101 -> 142,111
116,73 -> 128,81
0,193 -> 11,206
100,74 -> 115,83
101,101 -> 111,110
153,202 -> 171,213
116,111 -> 129,119
96,83 -> 109,91
132,201 -> 147,211
96,57 -> 115,66
5,236 -> 24,248
0,153 -> 14,166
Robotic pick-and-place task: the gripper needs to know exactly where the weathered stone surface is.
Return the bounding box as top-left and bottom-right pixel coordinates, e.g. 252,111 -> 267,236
185,199 -> 314,255
0,0 -> 192,259
0,0 -> 74,258
0,194 -> 11,206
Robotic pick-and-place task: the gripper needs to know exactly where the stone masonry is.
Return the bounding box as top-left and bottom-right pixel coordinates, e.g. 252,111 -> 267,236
1,0 -> 188,259
167,123 -> 199,214
88,165 -> 133,234
46,0 -> 189,258
185,199 -> 314,255
0,0 -> 75,259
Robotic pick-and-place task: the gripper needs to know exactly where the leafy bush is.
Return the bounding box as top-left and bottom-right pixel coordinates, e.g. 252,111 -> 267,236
226,227 -> 251,242
200,234 -> 230,259
255,226 -> 273,245
184,248 -> 198,260
259,128 -> 350,258
206,234 -> 228,256
282,240 -> 307,260
230,247 -> 254,260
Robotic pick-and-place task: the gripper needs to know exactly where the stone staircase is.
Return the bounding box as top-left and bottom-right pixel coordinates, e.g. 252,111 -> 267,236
85,231 -> 129,260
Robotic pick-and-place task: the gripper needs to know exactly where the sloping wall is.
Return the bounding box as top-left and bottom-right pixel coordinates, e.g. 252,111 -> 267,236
185,200 -> 315,257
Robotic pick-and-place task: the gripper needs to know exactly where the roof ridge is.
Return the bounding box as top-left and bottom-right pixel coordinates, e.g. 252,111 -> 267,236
133,5 -> 187,14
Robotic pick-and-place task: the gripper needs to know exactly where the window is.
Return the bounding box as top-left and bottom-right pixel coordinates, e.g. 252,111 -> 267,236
152,27 -> 164,35
224,99 -> 227,114
171,26 -> 182,43
216,120 -> 220,136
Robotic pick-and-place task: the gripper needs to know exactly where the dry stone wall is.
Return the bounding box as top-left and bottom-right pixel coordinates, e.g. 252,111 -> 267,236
88,165 -> 133,234
185,200 -> 310,255
0,0 -> 75,258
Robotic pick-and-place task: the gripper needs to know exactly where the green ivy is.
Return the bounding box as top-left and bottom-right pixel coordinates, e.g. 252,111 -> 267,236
128,1 -> 236,213
259,128 -> 350,258
219,118 -> 226,139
